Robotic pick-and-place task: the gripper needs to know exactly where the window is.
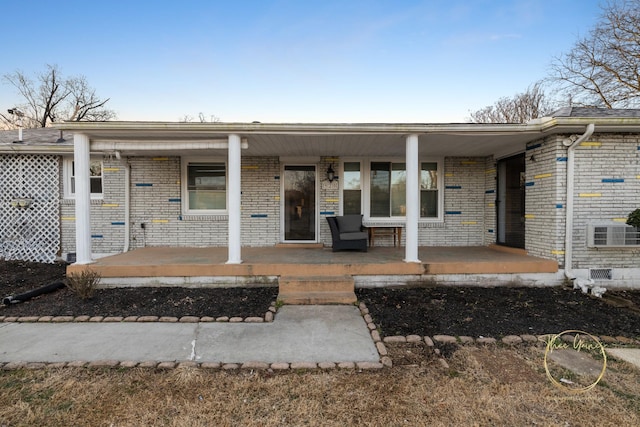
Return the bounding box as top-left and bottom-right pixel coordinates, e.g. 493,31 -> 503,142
345,159 -> 441,221
370,162 -> 406,217
64,158 -> 103,199
420,162 -> 438,218
342,162 -> 361,215
183,159 -> 227,213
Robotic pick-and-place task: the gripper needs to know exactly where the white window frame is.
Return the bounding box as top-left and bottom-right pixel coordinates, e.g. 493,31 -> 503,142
339,160 -> 363,216
418,159 -> 442,221
181,156 -> 228,215
63,157 -> 104,200
344,157 -> 443,223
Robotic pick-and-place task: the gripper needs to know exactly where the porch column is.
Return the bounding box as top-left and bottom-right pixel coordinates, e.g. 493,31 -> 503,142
74,133 -> 93,264
226,133 -> 242,264
404,134 -> 420,263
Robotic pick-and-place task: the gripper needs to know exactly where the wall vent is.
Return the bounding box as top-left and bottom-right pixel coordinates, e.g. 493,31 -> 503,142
587,224 -> 640,247
589,268 -> 613,281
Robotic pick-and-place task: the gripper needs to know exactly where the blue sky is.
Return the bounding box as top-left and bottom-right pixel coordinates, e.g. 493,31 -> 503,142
1,0 -> 602,123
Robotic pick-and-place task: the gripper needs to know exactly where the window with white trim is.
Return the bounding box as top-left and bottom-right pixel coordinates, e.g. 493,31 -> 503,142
342,162 -> 362,215
63,158 -> 103,199
370,162 -> 407,217
182,158 -> 227,214
420,162 -> 439,218
342,159 -> 442,221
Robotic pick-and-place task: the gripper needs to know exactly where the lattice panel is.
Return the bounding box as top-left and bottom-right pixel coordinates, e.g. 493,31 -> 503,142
1,155 -> 60,263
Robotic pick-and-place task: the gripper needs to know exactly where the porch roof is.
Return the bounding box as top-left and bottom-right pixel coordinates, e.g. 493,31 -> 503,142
53,115 -> 640,159
48,116 -> 640,157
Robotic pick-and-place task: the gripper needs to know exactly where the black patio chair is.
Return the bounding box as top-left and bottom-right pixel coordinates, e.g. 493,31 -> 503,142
326,215 -> 368,252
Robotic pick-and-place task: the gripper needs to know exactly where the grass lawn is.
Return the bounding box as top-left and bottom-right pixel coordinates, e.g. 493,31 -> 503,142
1,346 -> 638,426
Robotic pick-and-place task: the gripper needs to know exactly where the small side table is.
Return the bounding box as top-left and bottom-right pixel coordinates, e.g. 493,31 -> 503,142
367,226 -> 402,247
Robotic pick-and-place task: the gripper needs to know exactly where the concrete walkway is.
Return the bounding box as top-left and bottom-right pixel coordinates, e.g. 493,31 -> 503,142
0,306 -> 379,365
606,348 -> 640,370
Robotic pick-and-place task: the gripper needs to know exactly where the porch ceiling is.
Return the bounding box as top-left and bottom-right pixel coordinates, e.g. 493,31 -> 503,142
239,132 -> 541,158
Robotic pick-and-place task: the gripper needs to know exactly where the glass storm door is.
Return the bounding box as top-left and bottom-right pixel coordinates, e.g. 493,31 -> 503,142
283,165 -> 317,241
496,154 -> 525,248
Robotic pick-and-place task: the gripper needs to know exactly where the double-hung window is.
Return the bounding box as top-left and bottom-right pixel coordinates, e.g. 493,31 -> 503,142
342,162 -> 362,215
343,160 -> 441,220
183,158 -> 227,214
420,162 -> 439,218
370,162 -> 407,217
64,158 -> 103,199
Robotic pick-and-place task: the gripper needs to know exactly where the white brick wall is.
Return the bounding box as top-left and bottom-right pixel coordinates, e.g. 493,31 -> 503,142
60,154 -> 499,251
523,137 -> 567,264
241,156 -> 280,246
60,156 -> 126,255
570,133 -> 640,269
319,156 -> 340,246
523,133 -> 640,271
417,157 -> 489,246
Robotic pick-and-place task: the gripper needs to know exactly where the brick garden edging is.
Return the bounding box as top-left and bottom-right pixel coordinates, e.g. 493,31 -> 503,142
0,302 -> 279,324
355,301 -> 640,369
0,360 -> 384,371
0,301 -> 386,371
2,301 -> 636,372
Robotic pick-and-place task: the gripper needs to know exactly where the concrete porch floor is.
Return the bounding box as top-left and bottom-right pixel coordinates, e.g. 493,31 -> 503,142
67,245 -> 558,280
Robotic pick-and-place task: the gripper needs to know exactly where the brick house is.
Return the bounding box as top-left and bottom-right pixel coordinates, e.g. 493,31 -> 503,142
2,108 -> 639,288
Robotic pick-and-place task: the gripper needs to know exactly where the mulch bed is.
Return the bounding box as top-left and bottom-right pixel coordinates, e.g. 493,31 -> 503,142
0,260 -> 277,318
2,260 -> 640,339
357,286 -> 640,338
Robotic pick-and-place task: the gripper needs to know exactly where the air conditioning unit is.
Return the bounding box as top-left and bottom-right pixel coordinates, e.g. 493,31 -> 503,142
587,224 -> 640,247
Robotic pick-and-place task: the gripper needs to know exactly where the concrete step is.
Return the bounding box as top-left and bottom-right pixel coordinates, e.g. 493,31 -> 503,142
277,291 -> 357,305
279,275 -> 355,293
278,275 -> 357,305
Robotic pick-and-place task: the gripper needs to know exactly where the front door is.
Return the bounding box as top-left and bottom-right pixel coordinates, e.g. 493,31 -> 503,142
496,154 -> 525,248
282,165 -> 317,242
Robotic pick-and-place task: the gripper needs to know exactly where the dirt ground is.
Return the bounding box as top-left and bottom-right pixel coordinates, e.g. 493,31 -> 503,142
2,260 -> 640,340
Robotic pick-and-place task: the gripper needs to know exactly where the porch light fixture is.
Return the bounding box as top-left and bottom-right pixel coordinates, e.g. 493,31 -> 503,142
326,164 -> 338,182
7,108 -> 24,143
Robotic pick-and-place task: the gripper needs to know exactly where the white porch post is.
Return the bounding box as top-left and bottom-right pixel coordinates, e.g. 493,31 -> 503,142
74,133 -> 93,264
404,134 -> 421,263
227,133 -> 242,264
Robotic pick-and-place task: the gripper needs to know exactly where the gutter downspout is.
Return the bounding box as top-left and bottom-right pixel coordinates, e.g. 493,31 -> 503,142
116,151 -> 131,253
562,123 -> 595,280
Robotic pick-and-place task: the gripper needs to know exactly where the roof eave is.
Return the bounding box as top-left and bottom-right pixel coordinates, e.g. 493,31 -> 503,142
55,120 -> 540,136
0,144 -> 74,155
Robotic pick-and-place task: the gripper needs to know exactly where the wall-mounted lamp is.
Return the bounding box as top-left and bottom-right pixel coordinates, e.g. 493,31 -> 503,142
326,164 -> 338,182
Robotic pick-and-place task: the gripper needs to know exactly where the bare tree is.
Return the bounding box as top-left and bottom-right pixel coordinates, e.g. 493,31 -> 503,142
549,0 -> 640,108
469,81 -> 554,123
0,64 -> 115,128
179,112 -> 220,123
65,76 -> 115,122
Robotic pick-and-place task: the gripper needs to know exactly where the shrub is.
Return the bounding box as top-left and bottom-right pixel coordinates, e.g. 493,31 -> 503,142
65,270 -> 100,300
626,208 -> 640,228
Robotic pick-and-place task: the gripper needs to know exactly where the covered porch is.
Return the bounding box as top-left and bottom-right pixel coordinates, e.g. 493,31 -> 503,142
57,121 -> 561,269
67,245 -> 559,288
